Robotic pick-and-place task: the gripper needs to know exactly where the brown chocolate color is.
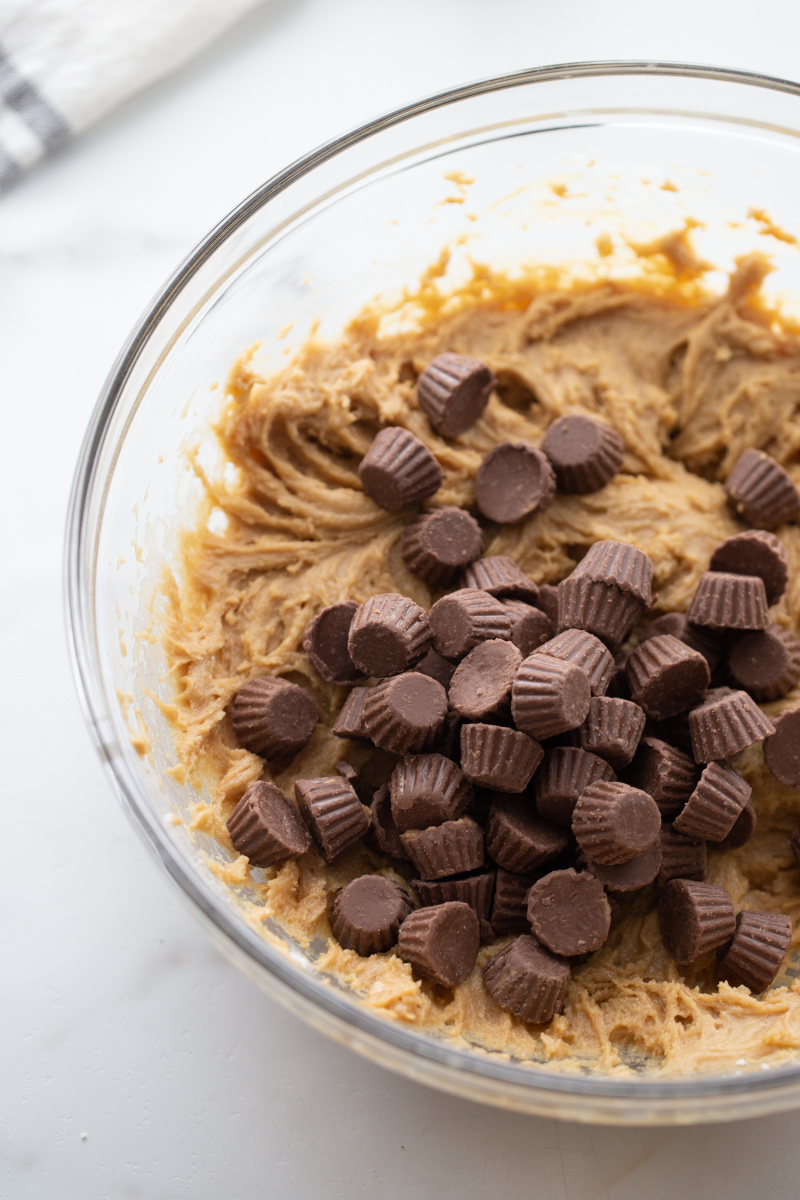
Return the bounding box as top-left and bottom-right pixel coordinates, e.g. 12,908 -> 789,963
358,426 -> 442,510
428,587 -> 511,661
231,675 -> 318,761
659,879 -> 736,965
625,737 -> 698,818
579,696 -> 646,770
689,688 -> 775,762
398,901 -> 480,987
474,441 -> 556,524
369,784 -> 409,859
412,870 -> 496,920
717,799 -> 758,851
449,638 -> 522,721
331,686 -> 372,741
535,628 -> 614,695
400,817 -> 485,880
542,415 -> 624,494
348,592 -> 431,677
335,760 -> 372,804
536,583 -> 560,624
512,653 -> 592,739
491,868 -> 538,934
727,625 -> 800,702
400,506 -> 483,587
557,576 -> 644,647
483,935 -> 571,1024
639,612 -> 721,671
710,529 -> 790,605
294,776 -> 371,862
460,723 -> 544,793
462,556 -> 540,603
389,752 -> 472,831
330,875 -> 412,956
503,600 -> 554,656
363,672 -> 448,754
534,747 -> 616,826
687,572 -> 769,632
583,842 -> 662,892
572,781 -> 661,865
570,540 -> 654,605
303,602 -> 363,686
416,352 -> 495,438
626,634 -> 711,720
485,796 -> 569,873
414,647 -> 457,691
718,910 -> 793,992
527,868 -> 612,956
724,447 -> 800,530
793,824 -> 800,869
657,824 -> 707,888
673,761 -> 751,842
226,781 -> 311,867
763,707 -> 800,785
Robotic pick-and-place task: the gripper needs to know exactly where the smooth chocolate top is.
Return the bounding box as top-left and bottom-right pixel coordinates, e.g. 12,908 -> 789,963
303,602 -> 363,686
231,675 -> 318,761
416,352 -> 495,438
227,781 -> 311,867
526,868 -> 612,956
474,441 -> 556,524
358,426 -> 442,510
709,529 -> 789,605
397,901 -> 481,987
401,506 -> 483,586
541,414 -> 624,494
348,592 -> 431,677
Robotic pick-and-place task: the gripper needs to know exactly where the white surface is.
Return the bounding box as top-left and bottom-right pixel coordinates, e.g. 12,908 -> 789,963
6,1 -> 800,1195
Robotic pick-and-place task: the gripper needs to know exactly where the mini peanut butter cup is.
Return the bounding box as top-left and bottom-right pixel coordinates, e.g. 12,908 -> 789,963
724,447 -> 800,530
348,592 -> 431,677
416,352 -> 495,438
400,816 -> 485,880
358,426 -> 442,511
503,600 -> 554,656
302,602 -> 363,686
709,529 -> 789,605
764,707 -> 800,785
428,588 -> 511,661
657,824 -> 707,888
449,638 -> 522,721
536,583 -> 560,624
689,688 -> 775,762
369,784 -> 409,859
330,875 -> 413,956
626,633 -> 711,720
570,540 -> 654,605
673,761 -> 751,842
460,723 -> 544,793
718,799 -> 758,851
527,868 -> 612,956
389,752 -> 473,832
231,676 -> 318,760
512,654 -> 591,739
483,935 -> 570,1024
718,910 -> 793,992
579,696 -> 646,770
582,842 -> 662,892
412,870 -> 496,920
226,781 -> 311,867
294,776 -> 371,862
606,650 -> 633,700
534,747 -> 616,826
414,647 -> 456,691
557,575 -> 644,647
475,441 -> 556,524
660,879 -> 736,965
331,686 -> 372,741
485,796 -> 569,873
362,672 -> 448,754
572,781 -> 661,865
541,415 -> 624,494
400,506 -> 483,587
335,760 -> 372,804
491,868 -> 538,934
687,572 -> 769,632
534,628 -> 614,695
625,736 -> 698,818
397,901 -> 481,987
727,625 -> 800,702
638,612 -> 721,670
462,556 -> 540,603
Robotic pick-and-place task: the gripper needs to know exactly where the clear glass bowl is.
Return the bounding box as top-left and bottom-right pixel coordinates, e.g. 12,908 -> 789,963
66,62 -> 800,1125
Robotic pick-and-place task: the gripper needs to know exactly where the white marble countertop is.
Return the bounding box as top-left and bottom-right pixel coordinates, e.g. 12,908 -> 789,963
6,1 -> 800,1195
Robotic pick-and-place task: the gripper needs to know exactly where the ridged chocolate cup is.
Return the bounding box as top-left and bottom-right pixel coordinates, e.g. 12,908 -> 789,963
582,842 -> 662,892
362,672 -> 448,754
428,588 -> 512,661
626,634 -> 711,720
400,506 -> 483,587
412,870 -> 496,920
503,600 -> 554,656
718,799 -> 758,851
302,602 -> 363,686
717,910 -> 793,993
572,781 -> 661,865
231,675 -> 318,760
579,696 -> 646,770
534,747 -> 616,826
625,736 -> 697,818
534,628 -> 614,695
331,686 -> 372,741
657,824 -> 707,888
727,625 -> 800,702
674,761 -> 751,842
527,868 -> 612,956
294,776 -> 371,862
358,425 -> 442,511
512,653 -> 591,739
389,753 -> 473,832
475,441 -> 556,524
400,817 -> 485,880
491,868 -> 538,934
226,781 -> 311,867
639,612 -> 721,671
570,540 -> 654,605
416,352 -> 495,438
764,708 -> 800,785
541,415 -> 624,494
709,529 -> 789,605
485,796 -> 569,873
483,935 -> 570,1024
368,784 -> 409,860
462,556 -> 540,603
659,879 -> 736,965
557,576 -> 645,647
398,901 -> 481,987
689,688 -> 775,762
329,875 -> 413,956
687,572 -> 769,632
348,592 -> 432,677
460,723 -> 544,793
724,447 -> 800,530
450,638 -> 522,722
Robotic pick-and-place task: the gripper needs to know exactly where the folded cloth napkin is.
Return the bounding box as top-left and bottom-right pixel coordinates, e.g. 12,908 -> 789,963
0,0 -> 265,191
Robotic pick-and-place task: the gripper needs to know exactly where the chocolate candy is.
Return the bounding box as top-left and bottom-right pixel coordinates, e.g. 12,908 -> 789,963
485,796 -> 569,873
428,587 -> 511,661
709,529 -> 789,605
474,441 -> 556,524
398,901 -> 481,988
331,686 -> 371,740
294,776 -> 371,862
579,696 -> 646,770
793,824 -> 800,868
557,575 -> 644,647
718,910 -> 793,992
673,761 -> 751,842
389,752 -> 472,831
400,506 -> 483,587
491,868 -> 537,934
764,708 -> 800,785
460,723 -> 543,793
639,612 -> 721,671
503,600 -> 554,656
626,634 -> 711,720
369,784 -> 409,859
335,760 -> 372,804
400,816 -> 485,880
724,447 -> 800,530
541,414 -> 624,494
449,638 -> 522,721
416,352 -> 495,438
718,799 -> 758,851
330,875 -> 412,956
536,583 -> 560,624
534,747 -> 616,826
414,647 -> 456,691
231,676 -> 318,760
572,781 -> 661,865
358,426 -> 442,510
363,672 -> 448,754
348,592 -> 431,677
689,688 -> 775,762
226,781 -> 311,867
412,870 -> 495,921
583,842 -> 662,892
535,628 -> 614,695
727,625 -> 800,702
430,710 -> 462,761
527,868 -> 612,956
462,556 -> 539,603
687,572 -> 769,632
483,934 -> 570,1024
659,879 -> 736,965
657,825 -> 707,887
511,654 -> 591,739
570,539 -> 654,606
625,736 -> 698,818
303,602 -> 363,686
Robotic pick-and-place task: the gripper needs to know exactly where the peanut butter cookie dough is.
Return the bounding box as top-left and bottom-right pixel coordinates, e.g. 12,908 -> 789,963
162,251 -> 800,1077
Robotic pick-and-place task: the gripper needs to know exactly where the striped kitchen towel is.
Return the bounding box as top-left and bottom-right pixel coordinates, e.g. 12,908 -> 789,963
0,0 -> 265,192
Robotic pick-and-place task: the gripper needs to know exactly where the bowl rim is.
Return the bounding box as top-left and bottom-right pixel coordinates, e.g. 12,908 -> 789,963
64,59 -> 800,1119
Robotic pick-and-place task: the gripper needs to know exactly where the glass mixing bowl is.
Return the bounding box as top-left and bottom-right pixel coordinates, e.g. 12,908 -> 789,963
66,62 -> 800,1124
